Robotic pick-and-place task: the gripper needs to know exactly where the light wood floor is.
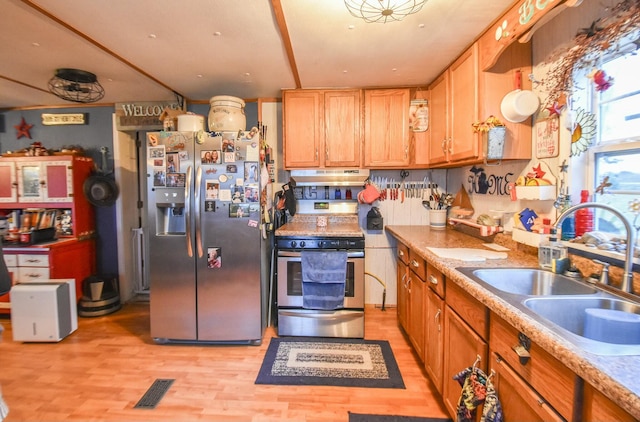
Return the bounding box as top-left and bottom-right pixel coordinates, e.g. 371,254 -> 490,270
0,302 -> 448,421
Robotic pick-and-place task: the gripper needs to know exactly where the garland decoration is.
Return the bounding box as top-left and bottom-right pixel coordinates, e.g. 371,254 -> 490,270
536,0 -> 640,109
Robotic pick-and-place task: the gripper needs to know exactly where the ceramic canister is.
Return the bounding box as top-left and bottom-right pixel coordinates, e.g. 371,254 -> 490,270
177,114 -> 205,132
208,95 -> 246,132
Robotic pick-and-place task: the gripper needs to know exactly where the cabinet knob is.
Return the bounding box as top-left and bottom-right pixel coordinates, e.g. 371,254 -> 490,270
428,274 -> 438,285
410,259 -> 419,268
398,250 -> 404,257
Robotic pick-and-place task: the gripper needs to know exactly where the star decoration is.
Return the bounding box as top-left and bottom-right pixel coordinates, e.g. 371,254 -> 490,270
559,159 -> 568,174
546,102 -> 563,117
595,176 -> 612,195
14,117 -> 33,139
532,164 -> 546,179
578,20 -> 604,38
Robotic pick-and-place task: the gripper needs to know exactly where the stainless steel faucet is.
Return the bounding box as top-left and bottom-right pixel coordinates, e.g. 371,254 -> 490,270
554,202 -> 636,293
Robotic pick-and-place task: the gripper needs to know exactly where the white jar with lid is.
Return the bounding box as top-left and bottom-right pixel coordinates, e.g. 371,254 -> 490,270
208,95 -> 246,132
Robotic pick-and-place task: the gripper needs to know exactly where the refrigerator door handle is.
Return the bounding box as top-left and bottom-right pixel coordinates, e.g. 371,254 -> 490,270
185,165 -> 193,257
194,165 -> 204,258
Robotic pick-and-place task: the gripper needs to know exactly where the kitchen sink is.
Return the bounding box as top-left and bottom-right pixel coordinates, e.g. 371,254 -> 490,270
458,267 -> 598,296
523,296 -> 640,354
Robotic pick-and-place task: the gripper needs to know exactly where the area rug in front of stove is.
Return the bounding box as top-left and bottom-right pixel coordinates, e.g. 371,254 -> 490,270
255,337 -> 405,388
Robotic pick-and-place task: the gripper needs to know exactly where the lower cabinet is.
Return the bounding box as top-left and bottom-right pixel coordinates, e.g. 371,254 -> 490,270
489,352 -> 564,421
1,239 -> 95,313
442,283 -> 489,418
490,312 -> 576,420
424,264 -> 445,393
582,381 -> 636,422
396,241 -> 425,362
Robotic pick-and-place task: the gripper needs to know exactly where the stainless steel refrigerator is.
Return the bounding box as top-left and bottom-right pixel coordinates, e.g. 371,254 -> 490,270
145,130 -> 266,344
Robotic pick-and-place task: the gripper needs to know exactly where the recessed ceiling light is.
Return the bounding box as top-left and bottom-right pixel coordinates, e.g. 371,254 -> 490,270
418,23 -> 425,29
197,74 -> 203,78
32,42 -> 40,47
148,34 -> 157,39
348,25 -> 355,30
392,68 -> 397,72
343,70 -> 348,73
213,31 -> 222,36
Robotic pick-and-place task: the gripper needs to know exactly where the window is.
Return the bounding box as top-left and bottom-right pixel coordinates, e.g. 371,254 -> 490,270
588,42 -> 640,242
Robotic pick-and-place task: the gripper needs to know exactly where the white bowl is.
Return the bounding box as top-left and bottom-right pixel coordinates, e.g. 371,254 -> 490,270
500,89 -> 540,123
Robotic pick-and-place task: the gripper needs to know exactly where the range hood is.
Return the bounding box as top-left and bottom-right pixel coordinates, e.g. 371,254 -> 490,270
289,168 -> 370,187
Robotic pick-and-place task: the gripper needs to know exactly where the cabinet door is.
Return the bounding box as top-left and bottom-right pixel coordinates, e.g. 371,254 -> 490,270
42,160 -> 74,203
424,287 -> 444,393
0,161 -> 17,203
582,381 -> 636,422
364,89 -> 410,167
396,259 -> 409,332
428,73 -> 449,165
442,305 -> 488,419
16,160 -> 74,204
490,353 -> 564,422
324,90 -> 361,167
449,45 -> 480,162
408,273 -> 425,361
283,90 -> 323,168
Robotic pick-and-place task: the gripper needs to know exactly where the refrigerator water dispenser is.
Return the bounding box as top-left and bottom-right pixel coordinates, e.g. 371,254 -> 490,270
156,204 -> 186,235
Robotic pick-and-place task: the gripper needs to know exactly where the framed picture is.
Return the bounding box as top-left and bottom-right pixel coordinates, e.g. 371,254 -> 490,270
230,203 -> 250,218
205,180 -> 220,200
166,152 -> 178,173
201,150 -> 221,164
153,170 -> 166,187
166,173 -> 186,187
535,116 -> 560,158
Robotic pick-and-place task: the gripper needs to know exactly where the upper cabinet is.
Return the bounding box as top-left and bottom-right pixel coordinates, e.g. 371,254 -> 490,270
283,89 -> 361,168
363,88 -> 411,168
428,41 -> 533,168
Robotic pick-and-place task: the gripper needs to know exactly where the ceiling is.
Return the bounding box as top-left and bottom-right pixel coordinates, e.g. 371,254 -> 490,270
0,0 -> 516,110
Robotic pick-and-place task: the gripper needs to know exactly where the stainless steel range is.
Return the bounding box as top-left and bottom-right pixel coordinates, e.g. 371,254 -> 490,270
275,168 -> 368,338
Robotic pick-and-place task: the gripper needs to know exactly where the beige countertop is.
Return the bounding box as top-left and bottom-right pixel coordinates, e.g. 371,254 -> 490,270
385,225 -> 640,420
275,214 -> 364,238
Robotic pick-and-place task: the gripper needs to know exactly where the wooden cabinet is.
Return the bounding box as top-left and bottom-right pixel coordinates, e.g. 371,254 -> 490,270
424,264 -> 444,393
0,155 -> 95,238
490,312 -> 577,420
363,88 -> 411,168
407,250 -> 426,360
428,41 -> 532,167
582,382 -> 636,422
442,303 -> 488,418
489,352 -> 564,421
1,239 -> 96,313
428,45 -> 479,166
283,89 -> 361,168
396,241 -> 425,361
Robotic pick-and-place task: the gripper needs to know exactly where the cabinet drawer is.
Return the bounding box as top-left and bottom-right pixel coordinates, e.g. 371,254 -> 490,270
490,312 -> 576,420
3,253 -> 17,267
446,280 -> 488,340
17,254 -> 49,267
490,352 -> 564,421
17,266 -> 50,282
397,241 -> 409,265
408,249 -> 426,280
426,263 -> 445,298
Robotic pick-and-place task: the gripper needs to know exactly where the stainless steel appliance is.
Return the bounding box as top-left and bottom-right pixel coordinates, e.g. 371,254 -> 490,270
145,131 -> 266,344
275,168 -> 368,338
276,235 -> 365,338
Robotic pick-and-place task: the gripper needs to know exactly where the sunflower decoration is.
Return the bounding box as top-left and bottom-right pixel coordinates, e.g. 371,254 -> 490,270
570,107 -> 597,157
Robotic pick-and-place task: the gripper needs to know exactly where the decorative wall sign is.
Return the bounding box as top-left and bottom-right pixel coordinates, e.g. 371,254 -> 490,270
41,113 -> 87,126
535,116 -> 560,158
467,165 -> 515,196
115,101 -> 185,131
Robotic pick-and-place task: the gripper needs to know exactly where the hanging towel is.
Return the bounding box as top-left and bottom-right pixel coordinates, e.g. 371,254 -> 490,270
481,376 -> 504,422
301,251 -> 347,310
453,367 -> 488,422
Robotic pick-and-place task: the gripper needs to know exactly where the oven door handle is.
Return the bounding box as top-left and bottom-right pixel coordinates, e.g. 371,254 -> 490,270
277,251 -> 364,258
279,310 -> 363,320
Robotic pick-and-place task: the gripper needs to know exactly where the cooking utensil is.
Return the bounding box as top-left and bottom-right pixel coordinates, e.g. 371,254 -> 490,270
83,147 -> 119,207
500,70 -> 539,123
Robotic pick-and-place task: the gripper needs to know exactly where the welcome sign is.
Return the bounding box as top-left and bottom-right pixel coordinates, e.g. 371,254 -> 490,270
115,101 -> 185,131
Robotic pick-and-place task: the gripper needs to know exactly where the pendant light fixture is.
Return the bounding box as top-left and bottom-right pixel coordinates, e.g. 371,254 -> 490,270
344,0 -> 427,23
48,68 -> 105,103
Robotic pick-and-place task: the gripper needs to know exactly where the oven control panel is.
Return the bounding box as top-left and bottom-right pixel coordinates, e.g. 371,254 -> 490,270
276,237 -> 364,250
